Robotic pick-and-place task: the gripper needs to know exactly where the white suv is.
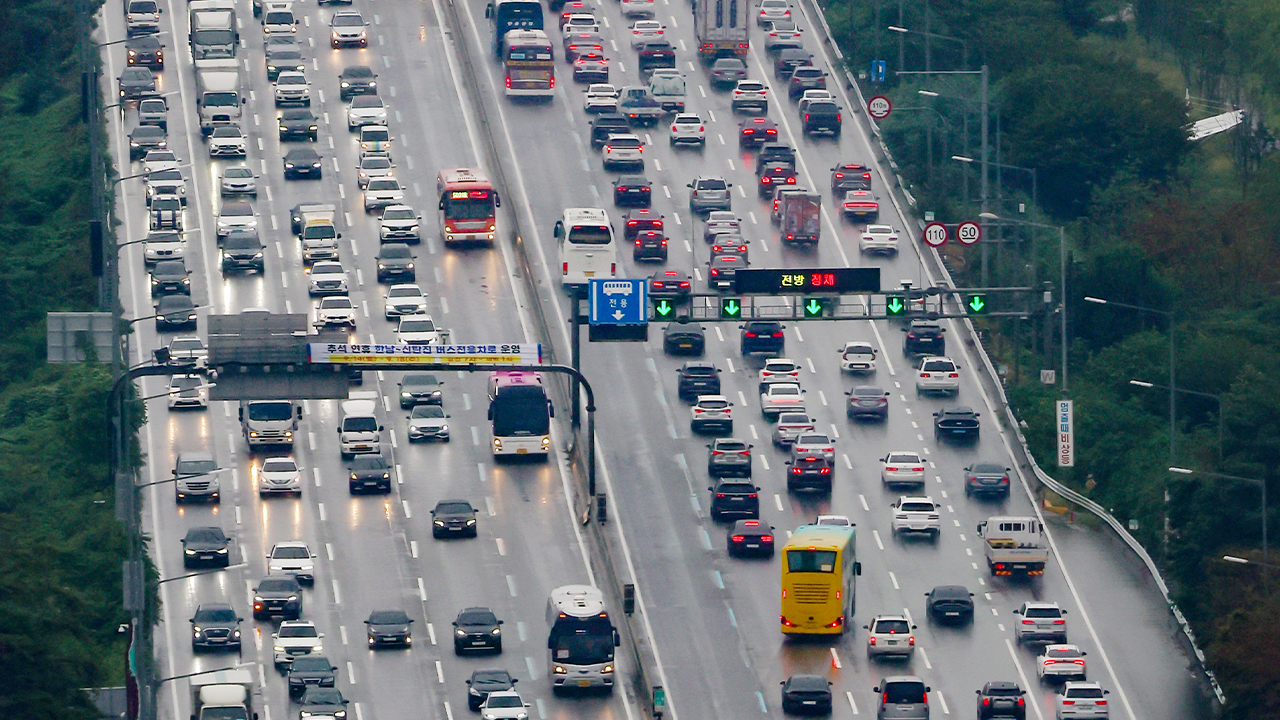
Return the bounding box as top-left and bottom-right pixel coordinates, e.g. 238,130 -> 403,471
272,620 -> 323,667
363,178 -> 405,211
890,496 -> 940,538
669,113 -> 706,147
915,356 -> 960,395
1014,601 -> 1069,644
274,71 -> 311,106
308,261 -> 348,296
859,224 -> 899,255
602,133 -> 644,170
838,341 -> 876,373
267,541 -> 316,584
690,395 -> 733,434
379,205 -> 421,243
731,80 -> 768,113
1055,682 -> 1109,719
864,614 -> 916,659
208,126 -> 247,157
584,83 -> 619,113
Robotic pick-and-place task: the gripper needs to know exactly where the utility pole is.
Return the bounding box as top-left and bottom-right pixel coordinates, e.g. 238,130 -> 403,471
980,64 -> 990,287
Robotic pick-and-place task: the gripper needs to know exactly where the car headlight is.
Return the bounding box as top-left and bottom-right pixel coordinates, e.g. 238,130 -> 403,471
368,81 -> 376,87
602,665 -> 614,673
466,518 -> 477,526
434,520 -> 445,527
288,595 -> 299,602
194,628 -> 204,636
285,163 -> 295,169
274,645 -> 285,652
233,630 -> 241,638
313,162 -> 322,168
341,81 -> 350,87
381,472 -> 389,479
491,627 -> 500,635
184,548 -> 196,554
216,547 -> 228,554
553,665 -> 567,674
456,628 -> 466,637
253,253 -> 263,259
155,315 -> 166,322
406,263 -> 414,269
309,125 -> 317,131
439,424 -> 448,432
377,263 -> 385,269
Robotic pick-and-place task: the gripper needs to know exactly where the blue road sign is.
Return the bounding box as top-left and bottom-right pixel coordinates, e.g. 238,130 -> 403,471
871,60 -> 887,83
589,279 -> 648,325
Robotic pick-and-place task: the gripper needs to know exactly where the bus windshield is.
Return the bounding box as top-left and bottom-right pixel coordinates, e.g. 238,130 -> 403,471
495,1 -> 542,29
492,386 -> 549,436
442,193 -> 495,220
550,631 -> 614,664
506,45 -> 552,62
786,549 -> 836,573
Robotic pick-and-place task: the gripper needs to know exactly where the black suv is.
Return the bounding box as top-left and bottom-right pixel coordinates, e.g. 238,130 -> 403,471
279,108 -> 319,141
754,143 -> 795,174
348,453 -> 392,494
708,479 -> 760,521
129,124 -> 167,160
253,575 -> 304,620
190,603 -> 242,652
663,319 -> 705,356
925,585 -> 974,624
677,362 -> 721,401
902,320 -> 945,355
288,656 -> 337,698
785,454 -> 833,493
150,259 -> 190,297
590,113 -> 630,147
801,99 -> 841,137
220,231 -> 265,273
976,681 -> 1026,720
453,607 -> 503,654
740,321 -> 785,355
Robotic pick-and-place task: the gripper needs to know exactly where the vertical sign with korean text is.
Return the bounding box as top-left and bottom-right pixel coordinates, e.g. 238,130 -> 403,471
1057,400 -> 1074,467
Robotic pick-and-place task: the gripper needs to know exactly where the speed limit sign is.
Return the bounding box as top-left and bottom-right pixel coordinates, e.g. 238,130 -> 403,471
867,95 -> 892,120
923,222 -> 948,247
957,220 -> 982,246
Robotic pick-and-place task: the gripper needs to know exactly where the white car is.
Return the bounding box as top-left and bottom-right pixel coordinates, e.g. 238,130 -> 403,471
347,95 -> 389,129
791,433 -> 834,464
860,224 -> 899,255
167,374 -> 207,410
1014,601 -> 1069,644
584,83 -> 619,113
669,113 -> 706,147
262,8 -> 298,35
815,514 -> 851,526
397,315 -> 440,345
379,205 -> 421,243
143,231 -> 185,265
757,0 -> 791,25
316,295 -> 357,327
798,89 -> 833,112
1038,644 -> 1088,682
838,341 -> 876,373
759,382 -> 804,419
308,261 -> 349,296
142,149 -> 179,174
619,0 -> 654,18
384,284 -> 428,318
272,620 -> 322,667
915,356 -> 960,395
762,19 -> 803,51
215,200 -> 257,240
166,336 -> 208,368
759,357 -> 799,382
602,133 -> 644,170
363,178 -> 405,212
629,20 -> 665,48
865,614 -> 916,659
220,166 -> 258,197
259,455 -> 302,496
274,71 -> 310,106
561,14 -> 598,33
267,541 -> 316,584
1055,682 -> 1109,719
146,169 -> 187,206
408,405 -> 450,442
880,451 -> 925,487
357,153 -> 395,189
731,80 -> 768,113
890,496 -> 940,538
330,10 -> 368,47
690,395 -> 733,434
479,690 -> 530,720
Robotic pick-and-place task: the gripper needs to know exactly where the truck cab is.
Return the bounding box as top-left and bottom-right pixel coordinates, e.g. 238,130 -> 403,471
977,516 -> 1047,577
339,391 -> 382,458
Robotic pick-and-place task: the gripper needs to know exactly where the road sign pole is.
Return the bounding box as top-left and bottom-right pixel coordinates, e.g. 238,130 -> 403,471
571,287 -> 583,429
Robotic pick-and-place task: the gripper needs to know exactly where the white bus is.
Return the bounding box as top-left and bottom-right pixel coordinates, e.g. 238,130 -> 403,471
546,585 -> 619,693
554,208 -> 618,288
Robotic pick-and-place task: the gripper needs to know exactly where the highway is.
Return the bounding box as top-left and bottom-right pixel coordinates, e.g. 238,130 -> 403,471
98,0 -> 1212,718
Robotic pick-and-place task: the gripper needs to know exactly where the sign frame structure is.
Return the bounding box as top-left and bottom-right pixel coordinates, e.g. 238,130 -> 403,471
308,343 -> 543,365
923,222 -> 948,248
867,95 -> 892,120
956,220 -> 982,246
589,278 -> 648,325
1057,399 -> 1074,467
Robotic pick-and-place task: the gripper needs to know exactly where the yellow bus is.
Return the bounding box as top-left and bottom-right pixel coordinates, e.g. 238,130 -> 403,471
780,524 -> 860,635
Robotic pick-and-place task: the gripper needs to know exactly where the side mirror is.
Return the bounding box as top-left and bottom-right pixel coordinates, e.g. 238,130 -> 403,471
707,486 -> 713,491
1012,608 -> 1022,615
873,687 -> 880,693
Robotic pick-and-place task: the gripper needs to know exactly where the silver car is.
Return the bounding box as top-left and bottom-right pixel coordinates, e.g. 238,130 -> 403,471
408,405 -> 450,442
688,176 -> 732,214
220,166 -> 258,197
347,96 -> 389,129
865,615 -> 916,659
1055,682 -> 1109,719
1014,601 -> 1068,644
874,676 -> 930,720
771,412 -> 814,447
710,58 -> 748,88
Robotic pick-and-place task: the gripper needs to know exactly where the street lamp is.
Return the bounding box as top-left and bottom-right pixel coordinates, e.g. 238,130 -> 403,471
981,212 -> 1067,393
959,158 -> 1036,209
1171,467 -> 1268,570
1130,380 -> 1226,460
886,24 -> 968,70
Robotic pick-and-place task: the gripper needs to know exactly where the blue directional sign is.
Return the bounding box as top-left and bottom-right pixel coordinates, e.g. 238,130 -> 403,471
589,279 -> 648,325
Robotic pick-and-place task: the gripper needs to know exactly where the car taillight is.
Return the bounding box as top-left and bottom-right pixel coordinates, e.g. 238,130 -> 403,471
761,535 -> 773,542
781,615 -> 795,626
748,493 -> 757,498
913,466 -> 923,471
868,636 -> 877,646
738,450 -> 749,455
1017,698 -> 1025,706
982,698 -> 990,707
908,636 -> 915,645
804,113 -> 809,122
604,145 -> 612,152
744,332 -> 756,337
949,372 -> 959,378
786,177 -> 795,183
920,372 -> 929,378
886,466 -> 898,471
767,128 -> 777,135
762,177 -> 772,184
731,535 -> 744,542
505,77 -> 511,89
1096,701 -> 1107,706
824,616 -> 843,628
1022,619 -> 1034,625
710,268 -> 719,276
610,262 -> 616,274
712,450 -> 724,455
834,172 -> 843,178
562,262 -> 568,275
1062,701 -> 1075,706
820,468 -> 830,474
772,332 -> 783,337
836,113 -> 841,122
715,492 -> 724,497
1053,619 -> 1065,624
678,281 -> 687,287
549,76 -> 555,88
670,125 -> 677,132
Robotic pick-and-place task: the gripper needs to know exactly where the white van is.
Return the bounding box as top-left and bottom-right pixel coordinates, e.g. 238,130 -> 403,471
554,208 -> 617,288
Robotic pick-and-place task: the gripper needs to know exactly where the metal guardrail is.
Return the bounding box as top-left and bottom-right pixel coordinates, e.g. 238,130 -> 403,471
798,0 -> 1226,707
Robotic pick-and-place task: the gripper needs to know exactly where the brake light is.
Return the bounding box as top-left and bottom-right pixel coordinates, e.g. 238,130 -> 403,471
550,75 -> 555,89
604,145 -> 612,152
1053,619 -> 1065,625
886,466 -> 898,471
868,636 -> 876,646
710,268 -> 719,276
804,113 -> 810,122
1022,619 -> 1035,625
786,177 -> 795,183
824,616 -> 843,628
748,493 -> 757,498
834,172 -> 843,178
908,636 -> 915,645
781,615 -> 795,626
836,113 -> 841,122
772,332 -> 783,337
712,450 -> 724,455
505,77 -> 511,89
913,467 -> 923,472
820,468 -> 830,474
1062,701 -> 1075,706
982,698 -> 990,707
610,263 -> 616,274
1097,701 -> 1108,706
761,535 -> 773,542
744,332 -> 756,337
921,372 -> 929,378
1017,698 -> 1025,707
562,262 -> 568,275
762,177 -> 772,184
731,535 -> 744,542
949,372 -> 959,378
738,450 -> 749,455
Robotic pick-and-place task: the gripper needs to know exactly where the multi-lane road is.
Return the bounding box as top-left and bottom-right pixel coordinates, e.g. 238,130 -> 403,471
99,0 -> 1212,718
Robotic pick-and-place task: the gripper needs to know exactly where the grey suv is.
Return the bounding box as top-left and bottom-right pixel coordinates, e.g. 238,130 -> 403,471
174,451 -> 219,503
708,479 -> 759,521
874,676 -> 931,720
688,176 -> 732,214
191,603 -> 242,652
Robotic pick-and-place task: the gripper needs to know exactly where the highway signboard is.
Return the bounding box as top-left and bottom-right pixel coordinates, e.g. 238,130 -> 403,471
589,279 -> 648,325
308,343 -> 543,365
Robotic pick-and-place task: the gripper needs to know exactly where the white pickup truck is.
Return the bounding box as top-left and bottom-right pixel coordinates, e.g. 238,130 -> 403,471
977,516 -> 1047,577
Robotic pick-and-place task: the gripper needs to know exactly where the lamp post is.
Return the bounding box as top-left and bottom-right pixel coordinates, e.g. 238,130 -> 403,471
886,24 -> 968,70
1171,467 -> 1268,588
957,157 -> 1036,210
1130,380 -> 1226,460
1085,297 -> 1174,463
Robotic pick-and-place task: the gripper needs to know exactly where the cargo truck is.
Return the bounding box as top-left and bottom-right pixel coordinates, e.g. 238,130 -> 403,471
291,203 -> 341,263
189,0 -> 238,59
189,669 -> 256,720
977,516 -> 1048,577
239,400 -> 301,449
194,59 -> 243,136
693,0 -> 749,61
339,391 -> 382,459
779,191 -> 820,246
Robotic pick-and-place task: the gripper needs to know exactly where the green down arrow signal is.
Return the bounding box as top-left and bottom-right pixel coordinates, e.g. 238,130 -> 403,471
805,298 -> 823,317
654,299 -> 674,318
967,295 -> 987,313
721,298 -> 742,318
886,296 -> 905,315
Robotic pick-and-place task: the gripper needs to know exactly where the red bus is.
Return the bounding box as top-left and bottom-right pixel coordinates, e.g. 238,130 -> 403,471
437,168 -> 501,246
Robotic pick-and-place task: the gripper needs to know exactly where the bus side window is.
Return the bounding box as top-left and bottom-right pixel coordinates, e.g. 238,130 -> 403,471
854,561 -> 862,575
553,220 -> 565,240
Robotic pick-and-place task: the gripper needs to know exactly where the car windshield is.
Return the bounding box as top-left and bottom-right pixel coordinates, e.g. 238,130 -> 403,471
262,459 -> 296,473
718,483 -> 754,494
368,179 -> 399,191
986,686 -> 1022,697
171,339 -> 203,351
886,453 -> 919,464
972,463 -> 1005,474
458,610 -> 497,625
369,610 -> 410,624
716,441 -> 747,451
272,546 -> 309,559
177,459 -> 217,474
186,528 -> 225,543
1025,606 -> 1061,618
437,502 -> 472,515
900,502 -> 934,512
212,127 -> 241,138
385,208 -> 415,220
683,365 -> 716,376
412,406 -> 446,419
351,455 -> 388,470
777,413 -> 810,425
321,298 -> 353,309
922,360 -> 953,372
351,96 -> 383,108
344,67 -> 374,79
698,179 -> 728,190
883,683 -> 926,704
171,377 -> 201,390
388,286 -> 421,298
278,625 -> 317,638
224,168 -> 252,179
257,578 -> 297,593
472,670 -> 511,685
487,696 -> 522,709
795,435 -> 828,445
1067,687 -> 1105,699
853,387 -> 883,398
401,319 -> 436,332
196,607 -> 237,622
247,402 -> 292,421
1046,647 -> 1081,658
291,657 -> 330,673
266,11 -> 293,23
381,245 -> 411,258
699,399 -> 728,409
343,417 -> 377,432
769,385 -> 800,396
313,264 -> 343,276
362,157 -> 392,170
221,204 -> 252,217
333,14 -> 363,26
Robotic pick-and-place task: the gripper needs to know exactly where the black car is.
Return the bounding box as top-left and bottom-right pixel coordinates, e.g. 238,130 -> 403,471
220,231 -> 266,273
453,607 -> 503,654
708,479 -> 760,521
845,386 -> 889,421
802,99 -> 841,137
339,65 -> 378,100
677,361 -> 720,401
902,320 -> 945,355
126,34 -> 164,69
738,116 -> 779,148
740,321 -> 785,355
708,438 -> 752,478
788,66 -> 826,98
633,230 -> 667,261
190,603 -> 242,652
467,669 -> 517,711
399,373 -> 444,407
831,163 -> 871,193
758,161 -> 798,197
118,67 -> 157,99
624,208 -> 664,240
284,147 -> 323,179
708,253 -> 745,289
754,143 -> 795,174
150,259 -> 191,297
432,499 -> 478,538
365,609 -> 413,648
638,40 -> 676,71
976,681 -> 1026,720
155,295 -> 198,331
613,175 -> 652,207
266,47 -> 306,82
727,519 -> 774,557
663,319 -> 705,356
780,675 -> 832,715
649,269 -> 690,298
182,526 -> 231,568
129,124 -> 167,160
253,575 -> 303,620
786,454 -> 833,494
964,462 -> 1011,499
590,113 -> 630,147
288,656 -> 337,698
925,585 -> 974,624
299,687 -> 349,720
934,407 -> 980,442
376,242 -> 416,282
348,453 -> 392,493
279,108 -> 319,141
774,48 -> 813,79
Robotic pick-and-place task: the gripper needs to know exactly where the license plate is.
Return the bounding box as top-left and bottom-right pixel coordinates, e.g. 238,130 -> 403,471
200,554 -> 214,560
472,640 -> 487,646
886,640 -> 897,645
517,449 -> 528,455
577,680 -> 591,688
679,343 -> 692,348
802,701 -> 816,705
584,272 -> 595,277
745,543 -> 758,548
945,612 -> 959,616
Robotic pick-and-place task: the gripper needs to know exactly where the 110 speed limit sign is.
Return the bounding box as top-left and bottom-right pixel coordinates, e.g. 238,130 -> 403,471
957,221 -> 982,245
922,222 -> 948,247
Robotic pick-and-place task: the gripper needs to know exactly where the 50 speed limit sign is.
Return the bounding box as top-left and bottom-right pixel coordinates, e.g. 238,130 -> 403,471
957,220 -> 982,245
922,222 -> 948,247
